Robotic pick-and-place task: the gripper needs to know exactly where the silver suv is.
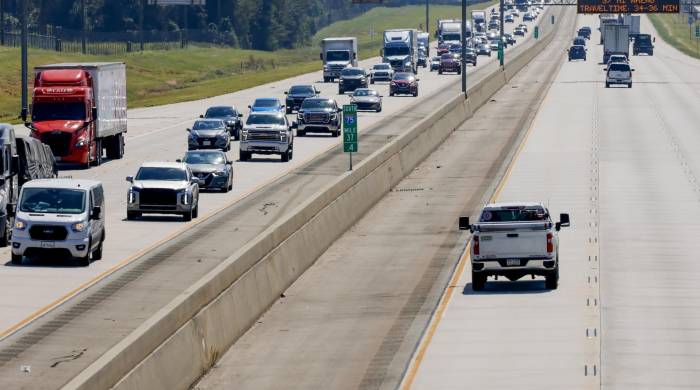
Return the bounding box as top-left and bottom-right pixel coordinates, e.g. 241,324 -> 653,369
126,162 -> 201,221
605,62 -> 633,88
239,112 -> 294,162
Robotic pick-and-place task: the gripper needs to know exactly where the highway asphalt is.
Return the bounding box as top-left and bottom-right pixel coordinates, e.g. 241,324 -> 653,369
0,3 -> 539,336
407,13 -> 700,390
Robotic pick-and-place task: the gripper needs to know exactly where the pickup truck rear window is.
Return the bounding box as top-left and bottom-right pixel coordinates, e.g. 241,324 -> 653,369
480,207 -> 548,222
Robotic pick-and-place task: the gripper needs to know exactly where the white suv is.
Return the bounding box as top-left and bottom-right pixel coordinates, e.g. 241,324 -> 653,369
606,62 -> 633,88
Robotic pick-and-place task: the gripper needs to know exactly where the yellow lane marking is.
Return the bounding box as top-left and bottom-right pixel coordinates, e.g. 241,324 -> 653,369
0,138 -> 344,341
399,87 -> 548,390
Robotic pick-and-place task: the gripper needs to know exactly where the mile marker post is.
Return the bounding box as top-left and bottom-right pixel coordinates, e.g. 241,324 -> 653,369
343,104 -> 358,170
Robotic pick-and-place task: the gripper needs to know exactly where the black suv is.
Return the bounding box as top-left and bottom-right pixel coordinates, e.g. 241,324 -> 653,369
568,45 -> 586,61
338,67 -> 368,94
201,106 -> 243,140
284,84 -> 319,114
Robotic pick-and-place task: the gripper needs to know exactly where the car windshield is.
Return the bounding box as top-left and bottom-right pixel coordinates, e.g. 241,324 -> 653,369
442,33 -> 460,41
480,207 -> 548,222
205,107 -> 235,117
384,47 -> 410,56
136,167 -> 187,181
353,90 -> 377,97
636,36 -> 651,45
193,121 -> 224,130
184,152 -> 226,165
246,114 -> 285,125
609,63 -> 630,72
253,99 -> 278,108
441,54 -> 455,60
341,68 -> 364,76
326,50 -> 350,61
301,99 -> 333,109
289,85 -> 314,94
394,73 -> 413,81
571,46 -> 584,53
20,188 -> 86,214
32,102 -> 85,121
374,64 -> 391,70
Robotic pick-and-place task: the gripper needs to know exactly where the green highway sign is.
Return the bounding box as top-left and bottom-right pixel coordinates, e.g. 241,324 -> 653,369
343,104 -> 358,155
696,25 -> 699,38
534,26 -> 539,39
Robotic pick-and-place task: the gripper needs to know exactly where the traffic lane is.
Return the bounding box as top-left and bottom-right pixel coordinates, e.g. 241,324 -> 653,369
410,10 -> 600,390
0,12 -> 541,333
598,15 -> 700,388
192,9 -> 564,390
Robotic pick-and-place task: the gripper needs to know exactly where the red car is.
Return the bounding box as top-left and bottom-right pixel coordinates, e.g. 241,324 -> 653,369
389,72 -> 419,97
437,43 -> 450,55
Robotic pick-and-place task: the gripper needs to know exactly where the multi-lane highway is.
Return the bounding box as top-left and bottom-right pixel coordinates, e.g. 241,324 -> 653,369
406,13 -> 700,389
0,3 -> 541,337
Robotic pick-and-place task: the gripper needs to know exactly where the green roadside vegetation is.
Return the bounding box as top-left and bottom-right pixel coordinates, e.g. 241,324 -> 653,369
648,14 -> 700,60
0,2 -> 493,123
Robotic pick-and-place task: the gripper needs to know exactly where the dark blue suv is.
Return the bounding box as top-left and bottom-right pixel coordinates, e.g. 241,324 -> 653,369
568,45 -> 586,61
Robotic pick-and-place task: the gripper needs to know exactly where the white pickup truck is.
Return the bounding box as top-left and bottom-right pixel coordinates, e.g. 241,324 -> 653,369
459,203 -> 570,291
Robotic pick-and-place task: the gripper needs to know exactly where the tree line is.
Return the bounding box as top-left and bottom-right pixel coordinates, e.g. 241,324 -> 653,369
0,0 -> 424,51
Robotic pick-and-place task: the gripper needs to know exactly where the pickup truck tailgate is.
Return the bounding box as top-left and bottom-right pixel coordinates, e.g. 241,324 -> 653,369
476,222 -> 549,258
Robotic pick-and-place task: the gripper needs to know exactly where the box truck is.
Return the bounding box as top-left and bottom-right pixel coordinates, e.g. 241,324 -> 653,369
320,37 -> 358,82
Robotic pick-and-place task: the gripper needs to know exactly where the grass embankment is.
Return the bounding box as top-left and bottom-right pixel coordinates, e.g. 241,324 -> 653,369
0,2 -> 493,123
648,14 -> 700,59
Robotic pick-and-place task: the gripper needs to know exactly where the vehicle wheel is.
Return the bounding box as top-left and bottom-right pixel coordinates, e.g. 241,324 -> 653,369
297,130 -> 306,137
92,236 -> 104,260
370,78 -> 375,84
92,139 -> 103,166
239,151 -> 250,161
413,90 -> 418,97
545,267 -> 559,289
127,211 -> 141,220
324,77 -> 330,83
227,180 -> 233,192
438,69 -> 443,74
628,82 -> 632,88
192,203 -> 199,219
605,82 -> 610,88
281,150 -> 290,162
568,58 -> 571,62
183,209 -> 193,222
11,253 -> 22,265
333,130 -> 341,137
0,221 -> 10,247
472,271 -> 486,291
376,106 -> 382,113
338,88 -> 344,95
457,69 -> 461,75
78,241 -> 91,266
389,92 -> 394,97
106,133 -> 125,159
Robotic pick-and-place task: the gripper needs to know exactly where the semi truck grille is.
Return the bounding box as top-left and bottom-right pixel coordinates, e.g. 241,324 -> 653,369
305,113 -> 330,123
139,188 -> 178,206
29,225 -> 68,241
248,131 -> 281,141
42,132 -> 72,157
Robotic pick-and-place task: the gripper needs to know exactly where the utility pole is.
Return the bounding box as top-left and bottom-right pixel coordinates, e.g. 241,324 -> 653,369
461,0 -> 467,96
0,0 -> 5,46
21,0 -> 28,121
81,0 -> 87,54
425,0 -> 429,36
499,0 -> 505,66
140,0 -> 145,51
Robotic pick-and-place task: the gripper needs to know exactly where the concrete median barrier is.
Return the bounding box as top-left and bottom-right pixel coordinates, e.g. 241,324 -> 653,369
63,8 -> 565,390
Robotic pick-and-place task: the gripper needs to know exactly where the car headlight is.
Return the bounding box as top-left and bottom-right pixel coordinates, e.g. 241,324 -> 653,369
211,171 -> 225,177
405,61 -> 411,66
226,120 -> 235,126
280,131 -> 288,142
128,190 -> 136,204
75,138 -> 87,148
14,219 -> 27,230
330,113 -> 338,120
323,65 -> 329,71
217,132 -> 228,139
241,130 -> 249,141
180,191 -> 189,205
71,221 -> 88,232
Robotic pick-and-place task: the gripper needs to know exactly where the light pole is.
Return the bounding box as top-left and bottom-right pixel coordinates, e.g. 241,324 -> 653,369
21,0 -> 28,121
81,0 -> 87,54
499,0 -> 505,66
461,0 -> 467,96
426,0 -> 429,37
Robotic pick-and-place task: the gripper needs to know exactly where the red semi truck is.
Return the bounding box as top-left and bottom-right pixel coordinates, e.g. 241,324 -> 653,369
29,62 -> 127,167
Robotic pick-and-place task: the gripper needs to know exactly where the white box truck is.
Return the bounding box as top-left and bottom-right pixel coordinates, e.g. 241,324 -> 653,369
320,37 -> 358,83
623,14 -> 641,39
472,10 -> 486,32
603,24 -> 630,63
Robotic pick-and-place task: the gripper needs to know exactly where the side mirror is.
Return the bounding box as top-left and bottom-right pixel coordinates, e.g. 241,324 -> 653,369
126,176 -> 134,183
186,128 -> 191,132
631,68 -> 635,71
11,155 -> 19,175
247,105 -> 251,109
199,114 -> 204,118
226,161 -> 233,165
559,213 -> 570,228
90,206 -> 101,220
190,177 -> 199,185
91,107 -> 98,120
284,91 -> 288,94
292,122 -> 299,129
337,108 -> 342,113
176,159 -> 182,163
238,113 -> 244,118
416,78 -> 420,81
458,216 -> 470,231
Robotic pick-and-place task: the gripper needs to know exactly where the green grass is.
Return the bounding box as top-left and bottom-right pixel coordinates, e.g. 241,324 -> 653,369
648,14 -> 700,59
0,1 -> 493,123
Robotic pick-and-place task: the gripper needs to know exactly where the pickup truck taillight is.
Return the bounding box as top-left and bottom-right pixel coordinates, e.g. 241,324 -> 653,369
473,235 -> 480,255
546,232 -> 553,253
